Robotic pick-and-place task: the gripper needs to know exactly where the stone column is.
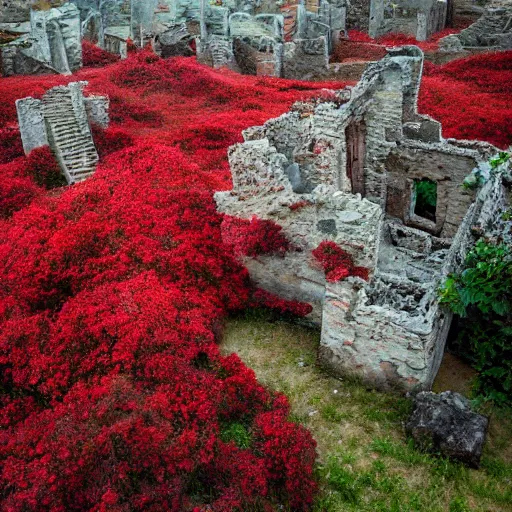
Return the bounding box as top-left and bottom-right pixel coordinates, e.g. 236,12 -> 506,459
369,0 -> 384,39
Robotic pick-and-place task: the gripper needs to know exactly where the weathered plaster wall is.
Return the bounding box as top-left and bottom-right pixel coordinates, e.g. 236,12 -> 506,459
0,0 -> 65,23
16,81 -> 106,183
319,162 -> 507,391
385,144 -> 479,238
1,3 -> 82,76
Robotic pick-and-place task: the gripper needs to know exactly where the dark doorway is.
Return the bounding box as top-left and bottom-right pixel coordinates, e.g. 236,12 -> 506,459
414,178 -> 437,222
345,119 -> 366,195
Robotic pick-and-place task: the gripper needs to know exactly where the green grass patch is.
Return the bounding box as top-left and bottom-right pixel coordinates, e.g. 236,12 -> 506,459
221,315 -> 512,512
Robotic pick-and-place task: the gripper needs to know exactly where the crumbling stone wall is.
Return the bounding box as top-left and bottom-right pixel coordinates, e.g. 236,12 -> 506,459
197,0 -> 348,76
0,0 -> 66,23
16,81 -> 106,183
1,2 -> 82,76
455,0 -> 492,18
369,0 -> 449,41
282,37 -> 329,80
385,145 -> 480,238
346,0 -> 370,31
0,0 -> 33,23
215,47 -> 507,392
439,5 -> 512,50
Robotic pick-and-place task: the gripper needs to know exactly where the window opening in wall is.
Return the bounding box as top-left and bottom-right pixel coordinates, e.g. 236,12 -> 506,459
414,178 -> 437,223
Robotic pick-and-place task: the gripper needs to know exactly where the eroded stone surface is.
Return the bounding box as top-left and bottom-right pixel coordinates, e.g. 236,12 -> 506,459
215,47 -> 510,392
369,0 -> 449,42
1,2 -> 82,76
439,5 -> 512,50
406,391 -> 489,468
16,81 -> 107,184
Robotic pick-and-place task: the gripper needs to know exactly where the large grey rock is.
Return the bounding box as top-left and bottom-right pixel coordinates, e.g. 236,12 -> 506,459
406,391 -> 489,468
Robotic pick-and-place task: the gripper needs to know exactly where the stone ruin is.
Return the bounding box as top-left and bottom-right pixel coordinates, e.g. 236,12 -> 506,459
0,1 -> 346,75
195,0 -> 348,79
369,0 -> 451,42
16,81 -> 108,184
0,1 -> 82,76
215,46 -> 510,392
439,4 -> 512,51
2,1 -> 511,80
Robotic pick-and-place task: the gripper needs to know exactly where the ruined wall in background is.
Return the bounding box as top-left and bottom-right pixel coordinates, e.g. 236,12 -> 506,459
346,0 -> 370,31
369,0 -> 449,41
0,0 -> 68,22
440,5 -> 512,50
282,36 -> 329,80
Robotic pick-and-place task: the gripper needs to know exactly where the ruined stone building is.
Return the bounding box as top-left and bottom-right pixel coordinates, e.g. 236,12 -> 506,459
195,0 -> 348,78
215,46 -> 509,392
439,4 -> 512,51
369,0 -> 452,41
16,81 -> 108,183
1,2 -> 82,76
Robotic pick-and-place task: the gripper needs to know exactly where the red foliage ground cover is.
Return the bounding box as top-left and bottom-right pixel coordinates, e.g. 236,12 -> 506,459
312,241 -> 369,282
333,18 -> 473,62
222,216 -> 291,257
420,51 -> 512,148
0,50 -> 344,511
0,45 -> 510,510
82,40 -> 121,68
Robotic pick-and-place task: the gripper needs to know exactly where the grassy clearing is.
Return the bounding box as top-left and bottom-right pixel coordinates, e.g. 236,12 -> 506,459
221,314 -> 512,512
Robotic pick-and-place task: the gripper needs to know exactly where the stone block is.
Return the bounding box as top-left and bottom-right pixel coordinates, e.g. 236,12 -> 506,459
16,97 -> 49,154
406,391 -> 489,468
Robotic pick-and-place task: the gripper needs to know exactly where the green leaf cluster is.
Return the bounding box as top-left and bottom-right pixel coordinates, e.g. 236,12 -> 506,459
489,151 -> 510,170
415,179 -> 437,210
439,240 -> 512,406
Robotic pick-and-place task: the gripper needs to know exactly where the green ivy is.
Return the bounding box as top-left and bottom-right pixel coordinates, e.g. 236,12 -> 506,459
489,151 -> 510,170
439,240 -> 512,406
415,179 -> 437,210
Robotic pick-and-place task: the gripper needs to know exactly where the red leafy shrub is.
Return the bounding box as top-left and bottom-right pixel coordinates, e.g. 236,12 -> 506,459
0,132 -> 317,508
217,353 -> 271,420
82,40 -> 120,68
252,398 -> 318,510
251,289 -> 313,318
312,241 -> 369,283
222,215 -> 291,257
345,24 -> 472,55
0,126 -> 24,164
108,94 -> 165,126
0,45 -> 508,510
0,159 -> 40,217
1,376 -> 220,511
427,50 -> 512,94
199,442 -> 269,512
109,50 -> 168,90
91,124 -> 135,158
25,146 -> 64,189
0,173 -> 39,218
419,52 -> 512,148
